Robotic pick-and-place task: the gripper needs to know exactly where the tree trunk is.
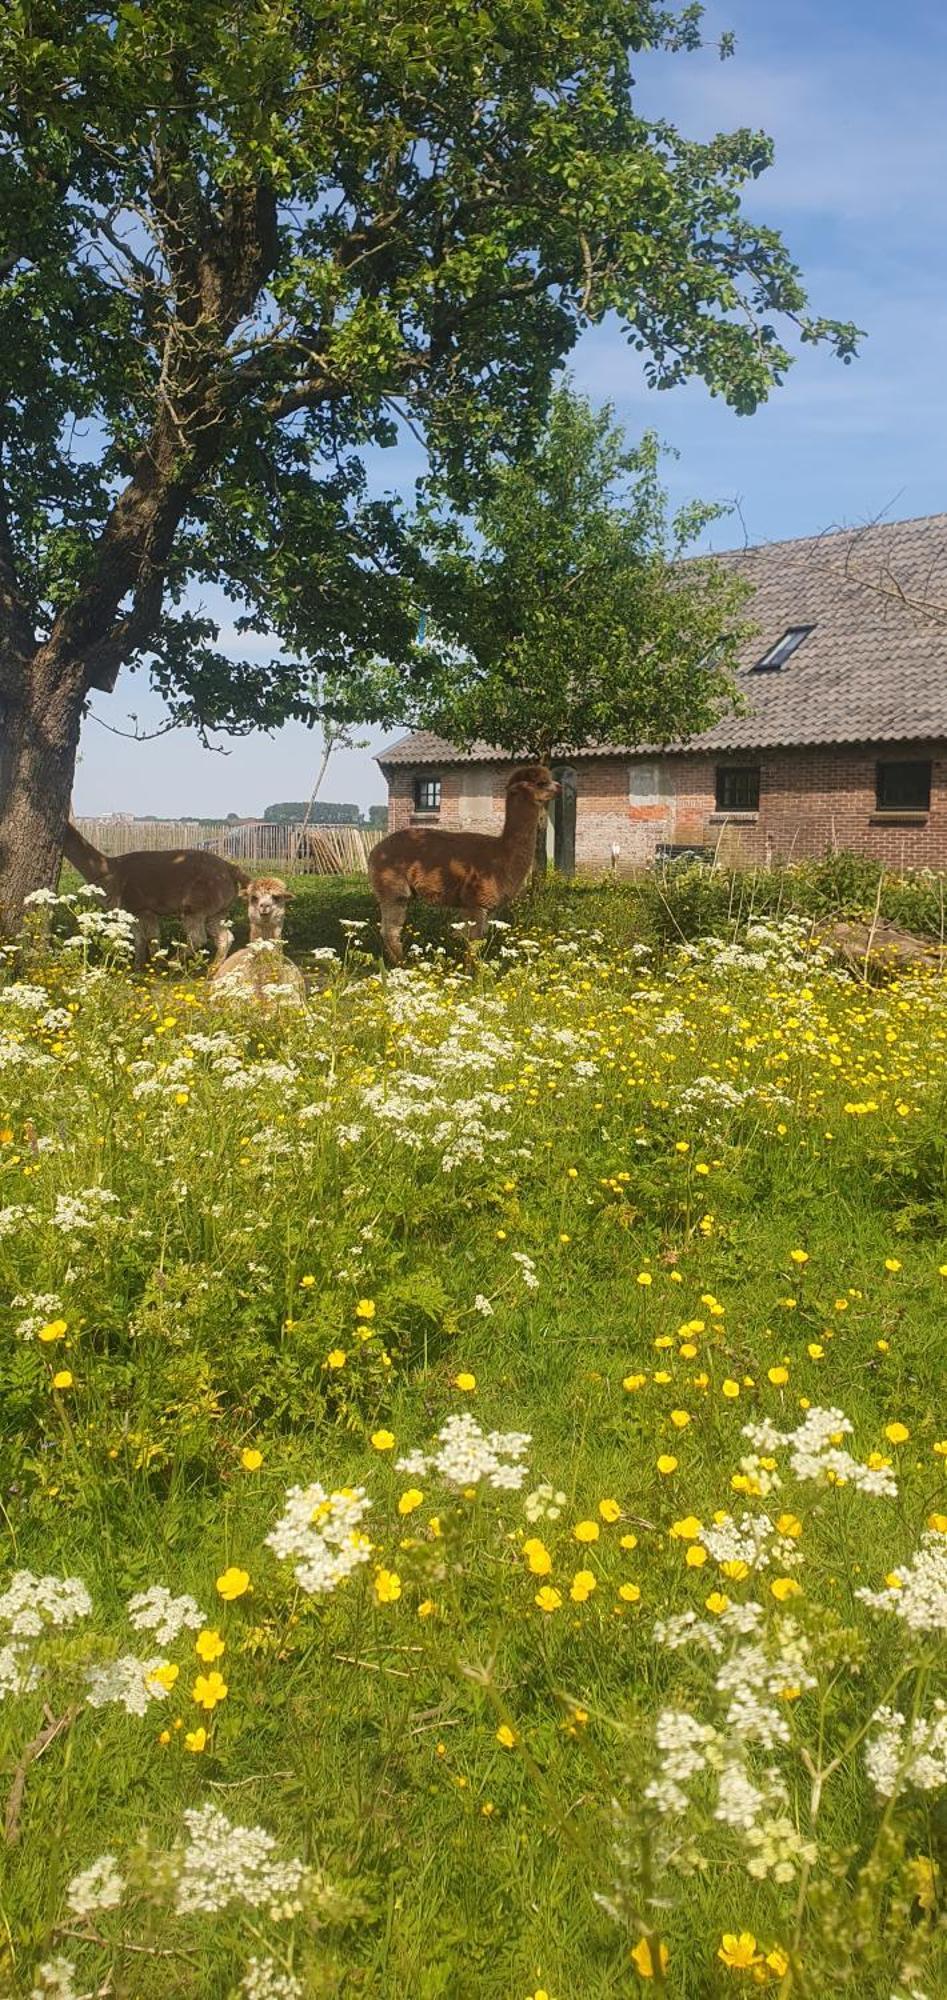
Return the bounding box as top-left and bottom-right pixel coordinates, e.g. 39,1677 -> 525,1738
0,654 -> 86,931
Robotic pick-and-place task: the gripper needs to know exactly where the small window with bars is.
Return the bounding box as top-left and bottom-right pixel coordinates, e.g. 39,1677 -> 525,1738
875,760 -> 931,812
715,765 -> 761,812
413,775 -> 442,813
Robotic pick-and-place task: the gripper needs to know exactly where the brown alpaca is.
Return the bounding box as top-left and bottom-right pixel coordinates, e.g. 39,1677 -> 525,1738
209,877 -> 306,1007
62,823 -> 249,972
368,764 -> 559,965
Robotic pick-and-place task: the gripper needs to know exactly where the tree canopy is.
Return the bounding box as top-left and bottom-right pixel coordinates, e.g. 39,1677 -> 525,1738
394,387 -> 751,761
0,0 -> 858,913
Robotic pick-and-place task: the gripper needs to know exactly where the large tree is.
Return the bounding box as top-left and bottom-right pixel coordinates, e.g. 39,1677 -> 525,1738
401,388 -> 752,774
0,0 -> 858,923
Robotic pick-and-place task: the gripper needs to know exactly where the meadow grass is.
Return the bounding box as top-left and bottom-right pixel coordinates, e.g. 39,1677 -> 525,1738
2,880 -> 947,1998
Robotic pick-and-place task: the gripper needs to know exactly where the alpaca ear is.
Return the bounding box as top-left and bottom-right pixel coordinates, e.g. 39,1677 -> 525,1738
283,884 -> 295,901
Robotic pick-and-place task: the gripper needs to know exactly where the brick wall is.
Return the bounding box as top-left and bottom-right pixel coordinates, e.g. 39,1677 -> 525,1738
383,741 -> 947,870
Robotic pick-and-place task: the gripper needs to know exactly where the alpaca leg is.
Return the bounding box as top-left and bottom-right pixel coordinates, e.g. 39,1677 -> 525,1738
463,905 -> 488,968
134,918 -> 158,972
379,895 -> 409,966
182,915 -> 209,960
205,917 -> 233,973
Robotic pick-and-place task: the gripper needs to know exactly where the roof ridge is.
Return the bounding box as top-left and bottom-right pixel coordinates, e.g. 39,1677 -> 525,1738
703,508 -> 947,563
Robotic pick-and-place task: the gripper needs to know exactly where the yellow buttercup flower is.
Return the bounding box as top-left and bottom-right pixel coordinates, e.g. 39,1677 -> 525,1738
656,1455 -> 677,1475
184,1726 -> 207,1753
767,1366 -> 789,1386
770,1577 -> 802,1602
355,1298 -> 376,1320
325,1349 -> 347,1370
240,1447 -> 263,1470
884,1422 -> 910,1444
374,1568 -> 402,1604
573,1519 -> 599,1544
454,1371 -> 476,1391
718,1932 -> 762,1970
598,1498 -> 621,1522
618,1582 -> 641,1603
630,1937 -> 668,1979
370,1429 -> 395,1451
669,1515 -> 702,1540
146,1662 -> 179,1693
195,1629 -> 225,1663
534,1585 -> 562,1612
215,1566 -> 250,1601
51,1370 -> 73,1390
776,1512 -> 803,1538
523,1538 -> 552,1575
496,1723 -> 517,1748
38,1319 -> 68,1344
398,1488 -> 424,1515
191,1670 -> 228,1710
685,1544 -> 708,1568
569,1570 -> 597,1603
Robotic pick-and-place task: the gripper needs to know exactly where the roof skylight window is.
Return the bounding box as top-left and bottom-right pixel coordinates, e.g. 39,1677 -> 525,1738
752,625 -> 815,672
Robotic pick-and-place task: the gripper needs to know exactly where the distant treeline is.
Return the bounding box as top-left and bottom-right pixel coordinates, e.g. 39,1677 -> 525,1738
263,801 -> 387,827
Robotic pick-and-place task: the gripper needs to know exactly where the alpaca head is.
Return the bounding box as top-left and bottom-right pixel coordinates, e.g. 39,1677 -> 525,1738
245,876 -> 292,940
506,765 -> 560,808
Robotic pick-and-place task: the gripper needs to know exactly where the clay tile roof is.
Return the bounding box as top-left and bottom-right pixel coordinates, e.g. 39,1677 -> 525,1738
376,512 -> 947,765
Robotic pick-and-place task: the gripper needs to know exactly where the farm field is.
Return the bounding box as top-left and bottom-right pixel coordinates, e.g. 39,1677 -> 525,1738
3,874 -> 947,1999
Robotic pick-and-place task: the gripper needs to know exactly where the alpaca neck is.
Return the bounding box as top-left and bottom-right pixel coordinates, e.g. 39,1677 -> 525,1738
62,823 -> 113,887
501,790 -> 545,887
248,914 -> 284,943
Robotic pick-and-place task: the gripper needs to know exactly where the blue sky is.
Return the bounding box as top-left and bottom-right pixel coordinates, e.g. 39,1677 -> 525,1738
73,0 -> 947,817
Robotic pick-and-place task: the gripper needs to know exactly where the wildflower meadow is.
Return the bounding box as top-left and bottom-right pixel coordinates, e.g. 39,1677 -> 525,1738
3,875 -> 947,1999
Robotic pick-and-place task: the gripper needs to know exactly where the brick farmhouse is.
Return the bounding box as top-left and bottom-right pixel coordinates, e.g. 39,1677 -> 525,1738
378,513 -> 947,874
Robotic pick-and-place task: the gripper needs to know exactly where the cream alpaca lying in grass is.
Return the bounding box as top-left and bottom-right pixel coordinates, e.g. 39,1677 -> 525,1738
208,878 -> 306,1008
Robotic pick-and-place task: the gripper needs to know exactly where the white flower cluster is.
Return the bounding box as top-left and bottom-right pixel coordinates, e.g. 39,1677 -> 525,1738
0,982 -> 50,1011
743,1407 -> 898,1497
865,1702 -> 947,1799
85,1655 -> 171,1718
856,1531 -> 947,1632
524,1483 -> 566,1524
0,1571 -> 92,1638
14,1292 -> 65,1340
266,1483 -> 372,1595
175,1804 -> 307,1919
744,1809 -> 818,1884
698,1511 -> 798,1572
52,1187 -> 119,1235
653,1601 -> 764,1656
0,1203 -> 28,1237
126,1585 -> 205,1646
30,1957 -> 78,1999
715,1638 -> 817,1749
0,1570 -> 91,1702
241,1957 -> 304,2000
396,1413 -> 531,1491
644,1708 -> 718,1817
66,1853 -> 124,1919
0,1030 -> 52,1071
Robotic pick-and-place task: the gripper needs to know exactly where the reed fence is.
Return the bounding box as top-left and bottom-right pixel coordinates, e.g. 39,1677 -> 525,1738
73,819 -> 383,874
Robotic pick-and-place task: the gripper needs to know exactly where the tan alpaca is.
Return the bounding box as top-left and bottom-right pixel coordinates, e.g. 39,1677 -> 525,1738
368,764 -> 558,965
209,877 -> 306,1008
62,823 -> 249,972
